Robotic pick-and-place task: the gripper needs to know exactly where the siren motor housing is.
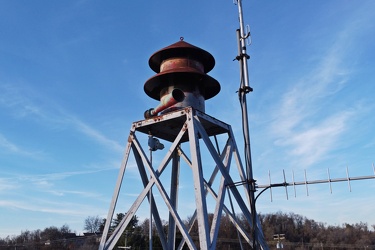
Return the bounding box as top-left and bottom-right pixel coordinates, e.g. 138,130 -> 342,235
144,38 -> 220,116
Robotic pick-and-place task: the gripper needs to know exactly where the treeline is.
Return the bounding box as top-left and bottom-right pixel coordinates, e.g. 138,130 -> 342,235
259,212 -> 375,249
1,212 -> 375,249
0,224 -> 99,250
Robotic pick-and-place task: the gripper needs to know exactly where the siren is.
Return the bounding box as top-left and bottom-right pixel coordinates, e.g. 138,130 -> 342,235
144,88 -> 185,119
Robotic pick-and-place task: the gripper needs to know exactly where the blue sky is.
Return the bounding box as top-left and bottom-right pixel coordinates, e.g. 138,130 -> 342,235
1,0 -> 375,238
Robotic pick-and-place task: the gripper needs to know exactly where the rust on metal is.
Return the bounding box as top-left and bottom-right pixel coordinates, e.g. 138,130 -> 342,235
135,107 -> 229,143
144,39 -> 220,102
160,58 -> 204,73
148,39 -> 215,73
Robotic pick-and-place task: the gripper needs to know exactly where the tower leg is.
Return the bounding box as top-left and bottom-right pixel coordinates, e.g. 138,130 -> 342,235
167,150 -> 180,249
187,111 -> 211,249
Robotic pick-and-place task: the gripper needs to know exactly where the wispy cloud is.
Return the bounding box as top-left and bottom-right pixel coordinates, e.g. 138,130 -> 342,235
0,133 -> 21,153
0,178 -> 19,192
64,115 -> 124,152
0,199 -> 99,217
267,15 -> 369,168
0,133 -> 45,159
16,168 -> 115,188
275,111 -> 354,166
0,82 -> 123,153
0,83 -> 47,119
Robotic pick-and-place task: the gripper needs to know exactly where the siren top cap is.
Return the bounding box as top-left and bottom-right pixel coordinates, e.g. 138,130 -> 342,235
148,39 -> 215,74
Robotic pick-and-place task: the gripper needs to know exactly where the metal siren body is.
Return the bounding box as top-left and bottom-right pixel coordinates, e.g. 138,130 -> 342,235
143,38 -> 220,119
144,88 -> 185,119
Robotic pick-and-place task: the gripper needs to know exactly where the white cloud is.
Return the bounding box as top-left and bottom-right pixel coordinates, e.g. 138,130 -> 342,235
0,199 -> 99,217
18,168 -> 114,184
65,115 -> 123,153
277,111 -> 353,167
0,133 -> 44,158
265,13 -> 369,168
0,133 -> 19,152
0,178 -> 19,192
0,82 -> 123,153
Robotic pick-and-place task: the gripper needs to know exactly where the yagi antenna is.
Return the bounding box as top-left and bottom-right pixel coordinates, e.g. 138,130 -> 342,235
251,165 -> 375,201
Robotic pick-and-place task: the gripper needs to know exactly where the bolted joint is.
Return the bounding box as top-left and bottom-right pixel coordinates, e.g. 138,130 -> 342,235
234,53 -> 250,61
238,86 -> 254,94
246,178 -> 257,192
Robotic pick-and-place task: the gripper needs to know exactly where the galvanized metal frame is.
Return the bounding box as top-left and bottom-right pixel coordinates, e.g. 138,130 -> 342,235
99,107 -> 267,250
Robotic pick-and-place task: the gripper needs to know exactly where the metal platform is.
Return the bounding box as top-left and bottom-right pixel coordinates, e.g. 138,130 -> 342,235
134,107 -> 230,143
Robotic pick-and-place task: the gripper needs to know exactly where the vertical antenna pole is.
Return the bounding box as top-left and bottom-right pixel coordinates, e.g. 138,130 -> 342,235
283,170 -> 289,200
346,166 -> 352,192
236,29 -> 254,188
236,0 -> 252,90
304,170 -> 309,196
292,170 -> 296,198
235,0 -> 258,248
327,168 -> 333,194
268,170 -> 273,202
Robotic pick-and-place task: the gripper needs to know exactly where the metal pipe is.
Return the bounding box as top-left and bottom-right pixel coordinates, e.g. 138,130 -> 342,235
144,88 -> 185,119
236,25 -> 259,250
236,0 -> 252,90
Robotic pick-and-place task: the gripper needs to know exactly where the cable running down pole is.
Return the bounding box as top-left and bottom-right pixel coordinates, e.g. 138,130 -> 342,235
234,0 -> 264,249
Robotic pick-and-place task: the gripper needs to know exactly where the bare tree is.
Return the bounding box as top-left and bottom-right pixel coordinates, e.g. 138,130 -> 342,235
84,215 -> 102,233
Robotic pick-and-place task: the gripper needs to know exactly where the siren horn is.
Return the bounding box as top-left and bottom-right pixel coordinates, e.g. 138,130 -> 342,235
144,88 -> 185,119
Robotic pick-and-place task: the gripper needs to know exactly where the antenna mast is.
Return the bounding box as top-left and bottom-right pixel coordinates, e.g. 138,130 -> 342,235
234,0 -> 262,249
235,0 -> 253,191
235,0 -> 254,187
232,3 -> 375,249
236,0 -> 252,91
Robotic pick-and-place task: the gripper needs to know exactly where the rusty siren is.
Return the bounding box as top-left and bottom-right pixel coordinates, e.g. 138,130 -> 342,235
144,38 -> 220,118
144,88 -> 185,119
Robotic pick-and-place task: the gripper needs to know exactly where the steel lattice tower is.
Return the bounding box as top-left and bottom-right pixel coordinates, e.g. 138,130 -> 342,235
99,39 -> 268,250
